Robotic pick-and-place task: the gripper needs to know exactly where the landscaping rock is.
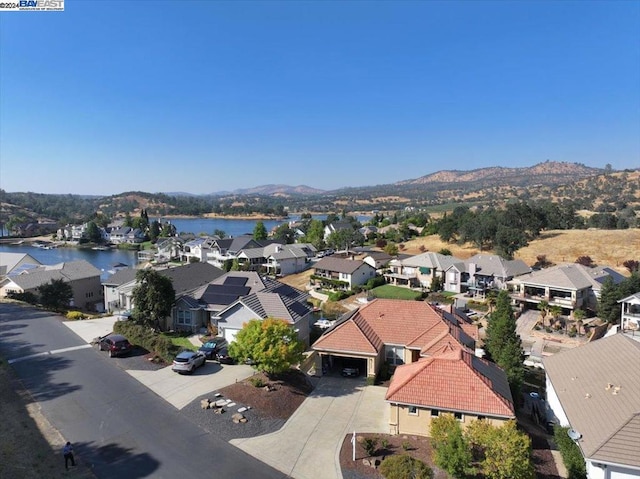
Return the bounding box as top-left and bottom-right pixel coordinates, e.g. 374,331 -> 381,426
213,407 -> 224,414
232,413 -> 245,424
362,459 -> 370,467
200,399 -> 211,410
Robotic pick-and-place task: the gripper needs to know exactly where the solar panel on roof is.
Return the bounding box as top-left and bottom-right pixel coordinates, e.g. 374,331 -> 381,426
224,276 -> 249,286
203,293 -> 242,305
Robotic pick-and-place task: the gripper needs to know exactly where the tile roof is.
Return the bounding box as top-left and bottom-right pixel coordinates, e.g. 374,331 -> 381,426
514,263 -> 626,291
543,334 -> 640,467
313,299 -> 478,356
385,346 -> 515,418
402,252 -> 463,271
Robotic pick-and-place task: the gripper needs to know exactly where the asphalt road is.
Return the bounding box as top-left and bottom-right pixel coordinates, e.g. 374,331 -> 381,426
0,303 -> 285,479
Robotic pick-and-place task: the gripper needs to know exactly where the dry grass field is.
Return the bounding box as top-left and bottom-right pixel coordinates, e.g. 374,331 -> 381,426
401,229 -> 639,271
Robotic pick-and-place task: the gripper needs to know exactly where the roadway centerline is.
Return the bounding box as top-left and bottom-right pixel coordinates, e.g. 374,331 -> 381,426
7,344 -> 92,364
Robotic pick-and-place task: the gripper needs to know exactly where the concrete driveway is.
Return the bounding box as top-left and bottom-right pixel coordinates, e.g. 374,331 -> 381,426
231,375 -> 389,479
63,316 -> 255,410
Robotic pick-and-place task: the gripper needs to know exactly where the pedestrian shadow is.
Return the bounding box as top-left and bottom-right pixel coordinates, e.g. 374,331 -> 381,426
75,441 -> 160,478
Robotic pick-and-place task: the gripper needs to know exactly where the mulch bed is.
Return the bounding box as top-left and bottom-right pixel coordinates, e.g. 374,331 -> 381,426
339,433 -> 448,479
218,370 -> 313,420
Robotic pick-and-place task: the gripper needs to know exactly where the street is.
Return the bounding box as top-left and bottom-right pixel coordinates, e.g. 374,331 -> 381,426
0,303 -> 284,479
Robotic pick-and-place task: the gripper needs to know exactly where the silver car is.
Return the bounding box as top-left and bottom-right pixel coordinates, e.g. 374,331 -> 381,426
172,351 -> 206,374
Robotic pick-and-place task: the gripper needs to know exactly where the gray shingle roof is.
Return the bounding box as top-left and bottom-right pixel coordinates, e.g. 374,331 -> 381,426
543,334 -> 640,467
515,264 -> 626,291
156,262 -> 225,295
9,260 -> 101,290
103,268 -> 138,286
314,257 -> 372,274
402,252 -> 463,271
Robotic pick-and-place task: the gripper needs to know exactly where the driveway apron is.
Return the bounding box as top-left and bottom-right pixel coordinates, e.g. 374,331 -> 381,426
231,376 -> 389,479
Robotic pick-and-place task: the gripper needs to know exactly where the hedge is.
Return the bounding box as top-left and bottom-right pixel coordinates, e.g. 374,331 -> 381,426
554,426 -> 587,479
113,322 -> 177,362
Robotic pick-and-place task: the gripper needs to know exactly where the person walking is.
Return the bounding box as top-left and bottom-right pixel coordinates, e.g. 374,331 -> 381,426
63,441 -> 76,470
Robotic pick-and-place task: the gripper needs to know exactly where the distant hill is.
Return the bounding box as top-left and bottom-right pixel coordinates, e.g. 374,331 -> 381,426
395,161 -> 601,187
219,184 -> 326,196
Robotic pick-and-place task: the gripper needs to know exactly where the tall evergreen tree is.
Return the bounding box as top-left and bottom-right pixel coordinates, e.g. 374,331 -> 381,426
484,290 -> 525,399
253,221 -> 268,241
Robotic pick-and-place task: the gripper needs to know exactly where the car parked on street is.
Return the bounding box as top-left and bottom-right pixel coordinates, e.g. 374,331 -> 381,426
198,338 -> 227,359
172,351 -> 206,374
97,334 -> 132,357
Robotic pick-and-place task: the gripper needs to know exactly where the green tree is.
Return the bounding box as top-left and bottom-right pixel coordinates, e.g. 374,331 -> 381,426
227,318 -> 305,376
430,415 -> 473,478
384,242 -> 399,256
549,305 -> 562,329
149,220 -> 161,242
124,212 -> 133,228
273,224 -> 295,244
253,221 -> 268,241
37,278 -> 73,310
131,269 -> 175,331
573,309 -> 585,336
484,291 -> 525,398
85,221 -> 102,243
379,454 -> 433,479
466,420 -> 534,479
304,219 -> 325,250
537,300 -> 549,328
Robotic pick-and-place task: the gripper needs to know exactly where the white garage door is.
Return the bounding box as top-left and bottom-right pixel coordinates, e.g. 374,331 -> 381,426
609,466 -> 640,479
223,328 -> 239,343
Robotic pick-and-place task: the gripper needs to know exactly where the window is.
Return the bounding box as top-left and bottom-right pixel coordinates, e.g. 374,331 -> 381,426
385,346 -> 405,366
177,310 -> 192,325
454,412 -> 463,421
430,409 -> 439,417
408,406 -> 418,416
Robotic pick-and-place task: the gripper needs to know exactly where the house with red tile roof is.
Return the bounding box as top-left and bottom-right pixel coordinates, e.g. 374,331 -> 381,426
311,299 -> 478,378
386,345 -> 515,436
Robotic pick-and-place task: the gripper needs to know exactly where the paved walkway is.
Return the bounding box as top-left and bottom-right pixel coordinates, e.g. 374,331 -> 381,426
231,376 -> 388,479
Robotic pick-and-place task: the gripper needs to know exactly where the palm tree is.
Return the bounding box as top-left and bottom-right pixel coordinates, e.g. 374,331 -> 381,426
538,300 -> 549,328
573,309 -> 585,336
550,306 -> 562,332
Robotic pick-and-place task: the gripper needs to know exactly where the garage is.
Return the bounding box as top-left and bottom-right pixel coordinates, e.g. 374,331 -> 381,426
312,349 -> 378,378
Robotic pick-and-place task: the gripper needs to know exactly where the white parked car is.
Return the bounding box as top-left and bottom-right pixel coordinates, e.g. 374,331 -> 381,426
314,318 -> 335,329
172,351 -> 206,374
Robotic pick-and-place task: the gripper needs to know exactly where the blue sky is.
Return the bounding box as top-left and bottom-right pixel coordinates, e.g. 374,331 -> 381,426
1,1 -> 639,195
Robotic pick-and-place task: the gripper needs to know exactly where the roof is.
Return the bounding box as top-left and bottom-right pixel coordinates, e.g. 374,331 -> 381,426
155,262 -> 225,295
618,292 -> 640,304
514,263 -> 626,291
385,346 -> 515,418
8,260 -> 102,290
466,254 -> 531,278
313,299 -> 478,356
314,257 -> 373,274
0,252 -> 42,276
402,252 -> 463,271
103,268 -> 138,286
543,334 -> 640,467
191,271 -> 266,309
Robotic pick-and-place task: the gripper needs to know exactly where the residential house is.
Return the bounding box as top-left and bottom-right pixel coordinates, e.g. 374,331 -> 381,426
312,299 -> 478,378
362,251 -> 393,271
323,221 -> 355,242
214,277 -> 312,345
619,292 -> 640,331
359,226 -> 378,240
102,262 -> 225,329
313,257 -> 376,290
108,227 -> 146,245
1,260 -> 103,311
465,254 -> 531,298
0,252 -> 41,278
544,334 -> 640,479
386,345 -> 515,436
181,236 -> 217,263
263,243 -> 315,276
173,272 -> 268,332
511,264 -> 626,314
385,252 -> 465,292
206,236 -> 269,269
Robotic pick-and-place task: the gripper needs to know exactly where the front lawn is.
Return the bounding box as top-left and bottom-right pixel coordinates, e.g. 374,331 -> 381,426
370,285 -> 423,300
162,333 -> 198,351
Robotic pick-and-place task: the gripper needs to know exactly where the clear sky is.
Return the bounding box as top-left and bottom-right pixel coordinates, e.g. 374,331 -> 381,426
1,1 -> 639,196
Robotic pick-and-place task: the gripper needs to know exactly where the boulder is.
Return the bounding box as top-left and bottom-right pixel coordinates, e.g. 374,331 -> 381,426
200,399 -> 211,409
232,413 -> 245,424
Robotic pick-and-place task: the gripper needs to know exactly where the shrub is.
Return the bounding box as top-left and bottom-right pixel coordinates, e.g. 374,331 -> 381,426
366,376 -> 376,386
362,437 -> 379,456
401,440 -> 412,451
113,322 -> 178,362
6,291 -> 38,304
380,438 -> 390,449
66,311 -> 87,320
554,426 -> 587,479
249,376 -> 267,388
380,455 -> 433,479
366,276 -> 386,290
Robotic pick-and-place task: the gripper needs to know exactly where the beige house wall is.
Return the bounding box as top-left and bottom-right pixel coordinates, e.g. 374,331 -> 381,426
389,404 -> 510,436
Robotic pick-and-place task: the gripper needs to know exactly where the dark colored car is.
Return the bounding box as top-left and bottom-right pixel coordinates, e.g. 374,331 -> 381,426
198,338 -> 228,359
97,334 -> 132,357
216,347 -> 235,365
